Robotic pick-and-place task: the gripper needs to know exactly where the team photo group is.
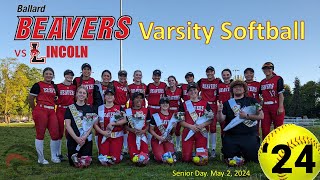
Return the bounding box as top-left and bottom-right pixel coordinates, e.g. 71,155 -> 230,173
27,61 -> 284,168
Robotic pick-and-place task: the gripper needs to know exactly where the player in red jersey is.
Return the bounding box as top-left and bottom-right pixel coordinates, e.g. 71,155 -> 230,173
56,69 -> 76,160
28,67 -> 60,164
244,68 -> 261,136
96,70 -> 114,104
260,62 -> 285,139
149,97 -> 175,162
113,70 -> 129,108
181,72 -> 196,101
217,69 -> 233,136
125,92 -> 150,161
166,76 -> 183,151
197,66 -> 220,158
179,83 -> 213,162
146,69 -> 167,115
73,63 -> 103,154
128,70 -> 147,108
94,89 -> 127,164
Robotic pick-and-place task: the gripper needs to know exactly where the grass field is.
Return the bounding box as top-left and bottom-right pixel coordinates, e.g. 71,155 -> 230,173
0,123 -> 319,180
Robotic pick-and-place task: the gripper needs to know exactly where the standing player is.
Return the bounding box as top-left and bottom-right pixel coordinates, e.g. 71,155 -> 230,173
197,66 -> 220,158
94,89 -> 127,164
128,70 -> 147,108
260,62 -> 285,139
96,70 -> 114,104
181,72 -> 196,102
28,67 -> 60,164
244,68 -> 261,135
56,70 -> 76,160
146,69 -> 167,115
217,69 -> 233,135
113,70 -> 129,108
179,83 -> 213,163
165,76 -> 183,151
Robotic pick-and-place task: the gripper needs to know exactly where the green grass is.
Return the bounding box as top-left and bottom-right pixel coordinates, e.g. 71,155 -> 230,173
0,123 -> 319,180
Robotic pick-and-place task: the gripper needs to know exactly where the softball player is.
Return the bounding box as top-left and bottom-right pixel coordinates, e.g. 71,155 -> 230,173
197,66 -> 220,158
94,89 -> 127,164
165,76 -> 182,151
28,67 -> 60,164
56,69 -> 76,160
149,97 -> 175,162
179,83 -> 213,162
260,62 -> 285,139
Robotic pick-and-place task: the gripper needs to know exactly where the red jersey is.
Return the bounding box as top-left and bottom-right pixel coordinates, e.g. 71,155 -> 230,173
181,100 -> 211,125
197,78 -> 220,103
30,81 -> 56,106
146,82 -> 167,106
128,83 -> 147,107
260,75 -> 284,104
56,83 -> 76,106
113,81 -> 129,106
73,77 -> 95,105
181,84 -> 190,101
246,81 -> 260,101
217,82 -> 231,103
165,87 -> 182,108
150,112 -> 173,136
101,105 -> 124,132
129,107 -> 150,130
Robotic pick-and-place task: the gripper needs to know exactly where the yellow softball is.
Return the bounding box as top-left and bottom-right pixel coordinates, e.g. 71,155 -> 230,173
193,156 -> 200,163
258,124 -> 320,180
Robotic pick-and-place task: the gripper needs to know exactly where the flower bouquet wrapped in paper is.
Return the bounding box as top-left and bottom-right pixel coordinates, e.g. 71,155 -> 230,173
159,112 -> 185,144
132,152 -> 149,166
226,156 -> 245,167
223,102 -> 261,131
101,111 -> 125,144
76,113 -> 98,151
184,110 -> 213,141
98,154 -> 116,166
162,151 -> 176,165
71,153 -> 92,168
125,109 -> 147,151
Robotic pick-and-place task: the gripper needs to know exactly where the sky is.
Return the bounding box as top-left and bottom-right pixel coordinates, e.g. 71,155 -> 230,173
1,0 -> 319,88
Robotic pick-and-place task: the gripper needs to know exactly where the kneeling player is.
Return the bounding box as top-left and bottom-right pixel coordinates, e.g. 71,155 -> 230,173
94,89 -> 127,165
149,97 -> 176,164
217,80 -> 264,165
179,83 -> 213,164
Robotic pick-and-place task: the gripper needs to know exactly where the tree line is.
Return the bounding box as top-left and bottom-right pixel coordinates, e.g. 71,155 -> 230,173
0,57 -> 319,123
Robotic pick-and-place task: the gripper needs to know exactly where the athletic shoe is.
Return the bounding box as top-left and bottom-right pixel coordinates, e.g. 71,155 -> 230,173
210,149 -> 216,158
51,158 -> 61,163
57,154 -> 65,161
38,159 -> 49,165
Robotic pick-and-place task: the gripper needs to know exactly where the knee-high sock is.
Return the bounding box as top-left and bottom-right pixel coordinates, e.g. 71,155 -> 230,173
57,139 -> 62,155
95,135 -> 99,153
175,136 -> 181,150
35,139 -> 45,161
50,140 -> 60,160
210,133 -> 217,150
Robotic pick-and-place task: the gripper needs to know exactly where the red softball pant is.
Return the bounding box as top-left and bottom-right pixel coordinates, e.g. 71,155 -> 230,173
56,107 -> 67,139
128,132 -> 149,159
32,105 -> 59,140
261,104 -> 285,139
151,138 -> 175,162
181,128 -> 207,162
98,134 -> 123,163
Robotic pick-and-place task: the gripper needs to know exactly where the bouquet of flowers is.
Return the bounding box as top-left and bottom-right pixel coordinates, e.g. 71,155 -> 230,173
76,113 -> 98,151
226,156 -> 245,167
192,148 -> 208,166
101,111 -> 125,144
98,154 -> 116,166
162,152 -> 176,165
184,110 -> 213,141
223,103 -> 261,131
71,153 -> 92,168
132,152 -> 149,166
159,112 -> 185,144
